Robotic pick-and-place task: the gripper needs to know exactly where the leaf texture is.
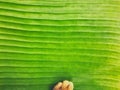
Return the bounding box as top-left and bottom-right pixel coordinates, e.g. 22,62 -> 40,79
0,0 -> 120,90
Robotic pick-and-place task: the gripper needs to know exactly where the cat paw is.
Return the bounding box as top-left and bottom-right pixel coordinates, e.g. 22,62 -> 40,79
53,80 -> 74,90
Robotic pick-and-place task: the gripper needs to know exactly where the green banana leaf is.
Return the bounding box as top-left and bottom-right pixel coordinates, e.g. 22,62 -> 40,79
0,0 -> 120,90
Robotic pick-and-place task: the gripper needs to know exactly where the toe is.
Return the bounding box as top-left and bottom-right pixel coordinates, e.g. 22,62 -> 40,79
62,80 -> 70,90
68,82 -> 74,90
53,82 -> 62,90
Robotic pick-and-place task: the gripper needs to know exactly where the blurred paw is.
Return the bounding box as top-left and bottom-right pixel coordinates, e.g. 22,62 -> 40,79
53,80 -> 74,90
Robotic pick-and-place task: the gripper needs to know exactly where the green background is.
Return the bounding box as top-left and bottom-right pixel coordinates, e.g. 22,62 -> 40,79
0,0 -> 120,90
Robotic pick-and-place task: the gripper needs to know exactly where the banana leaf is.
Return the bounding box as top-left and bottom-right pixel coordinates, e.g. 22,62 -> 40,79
0,0 -> 120,90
